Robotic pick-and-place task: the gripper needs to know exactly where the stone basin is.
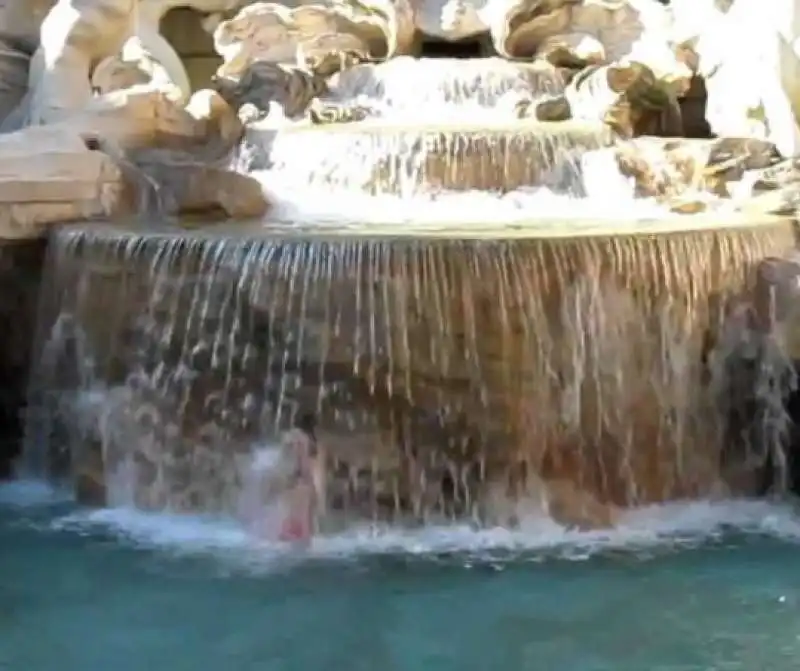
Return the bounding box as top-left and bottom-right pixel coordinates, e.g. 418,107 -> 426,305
26,211 -> 796,518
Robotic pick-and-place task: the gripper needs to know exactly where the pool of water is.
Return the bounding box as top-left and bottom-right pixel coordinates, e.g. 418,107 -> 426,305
4,481 -> 800,671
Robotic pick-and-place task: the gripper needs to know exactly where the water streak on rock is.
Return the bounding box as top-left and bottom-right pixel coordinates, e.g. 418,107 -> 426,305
22,218 -> 796,524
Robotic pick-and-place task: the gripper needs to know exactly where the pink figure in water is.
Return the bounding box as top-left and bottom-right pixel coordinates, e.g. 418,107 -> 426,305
277,428 -> 321,544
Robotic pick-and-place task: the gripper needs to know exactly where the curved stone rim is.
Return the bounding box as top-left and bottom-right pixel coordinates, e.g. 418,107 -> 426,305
57,212 -> 797,242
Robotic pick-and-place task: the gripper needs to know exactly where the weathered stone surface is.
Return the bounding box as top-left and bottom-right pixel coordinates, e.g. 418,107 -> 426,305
114,146 -> 269,218
0,89 -> 239,238
184,88 -> 243,149
25,0 -> 138,125
614,136 -> 782,201
212,60 -> 327,120
91,34 -> 185,104
213,1 -> 405,79
0,86 -> 262,237
562,61 -> 686,138
0,125 -> 123,238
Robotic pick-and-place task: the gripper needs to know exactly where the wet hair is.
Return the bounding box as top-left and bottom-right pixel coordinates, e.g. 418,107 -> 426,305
294,411 -> 317,440
293,412 -> 320,457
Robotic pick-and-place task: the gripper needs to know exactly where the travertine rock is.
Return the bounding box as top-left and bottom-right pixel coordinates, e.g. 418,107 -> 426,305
0,125 -> 124,238
213,1 -> 406,79
91,34 -> 185,103
536,31 -> 606,68
0,88 -> 236,238
564,61 -> 684,138
27,0 -> 138,125
77,88 -> 215,149
113,145 -> 269,218
614,136 -> 781,200
213,60 -> 327,119
185,88 -> 243,150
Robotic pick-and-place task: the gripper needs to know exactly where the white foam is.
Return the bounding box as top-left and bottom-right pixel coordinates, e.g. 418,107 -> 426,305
0,479 -> 72,507
249,445 -> 283,473
4,479 -> 799,572
255,178 -> 689,229
22,496 -> 800,574
327,58 -> 563,121
249,146 -> 735,229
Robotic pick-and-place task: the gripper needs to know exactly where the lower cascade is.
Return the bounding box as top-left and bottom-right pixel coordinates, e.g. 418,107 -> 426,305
4,0 -> 800,541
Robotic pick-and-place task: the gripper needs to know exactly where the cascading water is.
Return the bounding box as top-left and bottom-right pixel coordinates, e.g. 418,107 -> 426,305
19,56 -> 800,537
236,58 -> 745,226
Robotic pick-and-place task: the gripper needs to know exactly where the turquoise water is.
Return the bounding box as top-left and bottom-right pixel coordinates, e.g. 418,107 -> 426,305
4,482 -> 800,671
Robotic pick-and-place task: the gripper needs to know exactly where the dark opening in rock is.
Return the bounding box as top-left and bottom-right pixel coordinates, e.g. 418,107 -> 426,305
420,36 -> 488,59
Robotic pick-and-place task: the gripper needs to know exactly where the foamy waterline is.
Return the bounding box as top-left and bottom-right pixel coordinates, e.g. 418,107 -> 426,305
253,178 -> 735,231
3,480 -> 800,574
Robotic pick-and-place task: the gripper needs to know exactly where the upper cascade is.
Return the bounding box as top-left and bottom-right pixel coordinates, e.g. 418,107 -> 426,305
0,0 -> 796,234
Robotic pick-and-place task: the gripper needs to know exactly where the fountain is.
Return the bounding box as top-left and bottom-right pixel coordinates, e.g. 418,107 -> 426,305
3,0 -> 800,532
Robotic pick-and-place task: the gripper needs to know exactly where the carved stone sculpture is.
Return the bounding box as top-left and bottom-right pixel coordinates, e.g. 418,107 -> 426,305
26,0 -> 138,125
212,1 -> 409,80
91,35 -> 183,102
670,0 -> 800,155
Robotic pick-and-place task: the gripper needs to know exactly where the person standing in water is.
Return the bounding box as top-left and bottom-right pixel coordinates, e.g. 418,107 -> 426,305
276,421 -> 325,544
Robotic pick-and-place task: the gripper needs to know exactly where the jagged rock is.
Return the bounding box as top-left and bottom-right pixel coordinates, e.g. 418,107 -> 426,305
309,100 -> 372,124
305,48 -> 374,78
212,1 -> 404,79
495,0 -> 687,78
111,145 -> 269,218
213,60 -> 327,119
26,0 -> 138,125
0,124 -> 124,238
535,31 -> 606,68
515,94 -> 572,122
184,88 -> 244,151
565,61 -> 683,138
614,136 -> 782,200
91,35 -> 184,103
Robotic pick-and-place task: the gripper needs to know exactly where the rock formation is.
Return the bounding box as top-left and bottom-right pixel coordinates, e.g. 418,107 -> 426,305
0,0 -> 270,239
0,0 -> 796,239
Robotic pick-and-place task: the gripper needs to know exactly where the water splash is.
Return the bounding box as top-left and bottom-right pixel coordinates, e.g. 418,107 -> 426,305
232,57 -> 698,220
22,220 -> 796,530
325,57 -> 566,119
4,476 -> 800,574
